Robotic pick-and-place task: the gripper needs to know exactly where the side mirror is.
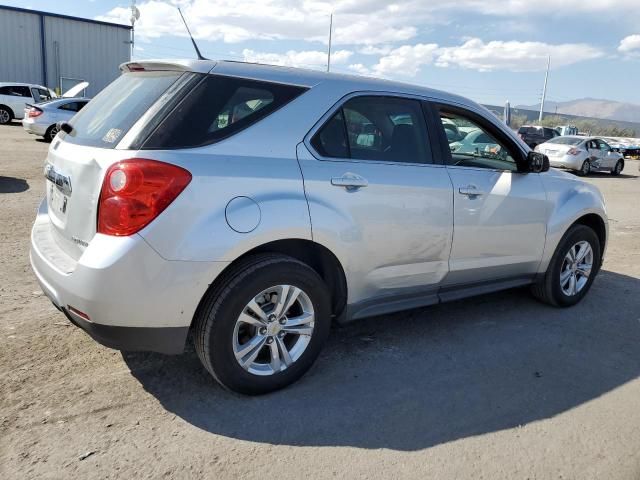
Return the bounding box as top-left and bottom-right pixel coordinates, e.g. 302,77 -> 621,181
527,151 -> 550,173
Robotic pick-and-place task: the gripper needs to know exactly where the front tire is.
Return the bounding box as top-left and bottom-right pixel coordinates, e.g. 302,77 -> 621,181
194,254 -> 331,395
531,224 -> 601,307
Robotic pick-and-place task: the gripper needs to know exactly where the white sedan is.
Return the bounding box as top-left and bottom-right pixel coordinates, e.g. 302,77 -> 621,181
535,136 -> 625,176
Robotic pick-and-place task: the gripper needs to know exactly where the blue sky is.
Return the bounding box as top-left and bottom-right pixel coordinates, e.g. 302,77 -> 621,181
5,0 -> 640,106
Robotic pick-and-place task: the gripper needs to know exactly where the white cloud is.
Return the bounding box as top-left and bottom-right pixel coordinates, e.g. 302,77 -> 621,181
618,34 -> 640,53
242,49 -> 352,69
97,0 -> 421,46
353,38 -> 604,78
435,38 -> 604,72
348,63 -> 372,75
371,43 -> 439,76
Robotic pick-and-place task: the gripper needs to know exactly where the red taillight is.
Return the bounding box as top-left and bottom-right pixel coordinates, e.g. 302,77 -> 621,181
567,148 -> 581,155
27,107 -> 43,118
98,159 -> 191,236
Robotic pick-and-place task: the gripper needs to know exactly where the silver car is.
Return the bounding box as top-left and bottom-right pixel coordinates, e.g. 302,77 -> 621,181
30,60 -> 608,394
22,98 -> 89,142
535,136 -> 625,176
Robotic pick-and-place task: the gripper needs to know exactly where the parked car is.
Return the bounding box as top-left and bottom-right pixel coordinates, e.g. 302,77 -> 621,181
31,60 -> 608,395
22,98 -> 90,142
449,128 -> 498,155
556,125 -> 579,136
518,125 -> 560,148
0,83 -> 56,124
0,81 -> 88,125
535,136 -> 625,176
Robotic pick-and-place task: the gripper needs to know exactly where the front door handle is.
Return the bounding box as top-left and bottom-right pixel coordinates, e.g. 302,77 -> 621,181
458,185 -> 485,198
331,173 -> 369,190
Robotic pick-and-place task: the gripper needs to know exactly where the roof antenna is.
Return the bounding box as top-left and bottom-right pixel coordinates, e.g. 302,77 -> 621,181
177,6 -> 207,60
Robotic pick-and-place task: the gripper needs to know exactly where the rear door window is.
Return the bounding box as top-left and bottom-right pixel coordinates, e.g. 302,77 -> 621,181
143,75 -> 307,149
311,95 -> 432,164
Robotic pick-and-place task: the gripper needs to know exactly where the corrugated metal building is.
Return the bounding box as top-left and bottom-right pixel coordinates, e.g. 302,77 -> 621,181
0,6 -> 131,97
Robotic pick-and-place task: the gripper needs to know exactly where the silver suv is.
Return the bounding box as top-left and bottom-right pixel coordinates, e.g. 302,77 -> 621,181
30,60 -> 608,394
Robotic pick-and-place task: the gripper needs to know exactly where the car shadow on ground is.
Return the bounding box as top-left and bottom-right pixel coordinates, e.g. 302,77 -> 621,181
123,270 -> 640,451
586,172 -> 636,179
0,176 -> 29,193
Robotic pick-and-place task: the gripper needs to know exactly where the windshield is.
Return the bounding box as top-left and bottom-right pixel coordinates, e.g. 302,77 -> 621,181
546,137 -> 583,146
60,71 -> 185,148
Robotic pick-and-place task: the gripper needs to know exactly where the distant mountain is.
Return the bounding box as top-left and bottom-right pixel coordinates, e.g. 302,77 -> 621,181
517,98 -> 640,123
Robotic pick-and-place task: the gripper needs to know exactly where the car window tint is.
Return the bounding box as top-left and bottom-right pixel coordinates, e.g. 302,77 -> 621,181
311,110 -> 349,158
439,110 -> 518,172
59,102 -> 78,112
37,88 -> 53,102
1,86 -> 31,97
342,96 -> 430,163
144,75 -> 306,149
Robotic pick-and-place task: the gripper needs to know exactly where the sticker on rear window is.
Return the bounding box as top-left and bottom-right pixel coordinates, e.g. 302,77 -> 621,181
103,128 -> 122,144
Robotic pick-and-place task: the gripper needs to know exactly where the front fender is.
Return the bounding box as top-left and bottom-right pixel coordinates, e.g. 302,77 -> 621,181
538,171 -> 608,274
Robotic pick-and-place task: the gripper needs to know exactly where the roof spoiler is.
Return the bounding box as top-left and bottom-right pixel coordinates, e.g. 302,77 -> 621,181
120,60 -> 215,74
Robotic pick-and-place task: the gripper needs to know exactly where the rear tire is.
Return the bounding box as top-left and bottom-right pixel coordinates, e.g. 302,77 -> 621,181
531,224 -> 601,307
578,160 -> 590,176
0,106 -> 12,125
45,124 -> 59,142
611,160 -> 624,176
193,254 -> 331,395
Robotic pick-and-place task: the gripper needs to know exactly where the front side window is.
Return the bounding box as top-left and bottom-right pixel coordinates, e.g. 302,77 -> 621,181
597,140 -> 611,151
438,109 -> 519,172
32,88 -> 53,102
311,96 -> 431,164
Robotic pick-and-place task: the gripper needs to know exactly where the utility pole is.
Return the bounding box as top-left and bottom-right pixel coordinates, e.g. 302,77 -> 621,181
129,0 -> 140,60
539,55 -> 550,123
327,13 -> 333,72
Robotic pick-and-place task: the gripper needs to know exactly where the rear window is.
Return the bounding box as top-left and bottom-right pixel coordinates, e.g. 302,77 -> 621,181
547,137 -> 583,145
61,71 -> 184,148
142,75 -> 307,149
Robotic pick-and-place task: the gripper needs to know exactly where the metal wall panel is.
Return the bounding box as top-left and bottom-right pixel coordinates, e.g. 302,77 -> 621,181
44,16 -> 130,97
0,7 -> 130,96
0,9 -> 44,85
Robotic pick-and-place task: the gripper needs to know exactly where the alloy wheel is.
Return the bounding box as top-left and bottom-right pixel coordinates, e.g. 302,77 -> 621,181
559,241 -> 593,296
0,109 -> 10,124
581,161 -> 590,176
233,285 -> 315,376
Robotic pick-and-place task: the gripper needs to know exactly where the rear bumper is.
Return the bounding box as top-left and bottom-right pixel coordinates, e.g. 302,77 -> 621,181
30,198 -> 229,354
22,119 -> 47,136
62,307 -> 188,354
548,156 -> 583,171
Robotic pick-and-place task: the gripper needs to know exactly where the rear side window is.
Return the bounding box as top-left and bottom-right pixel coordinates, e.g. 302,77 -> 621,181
61,71 -> 185,148
0,86 -> 31,97
311,96 -> 431,164
143,75 -> 307,149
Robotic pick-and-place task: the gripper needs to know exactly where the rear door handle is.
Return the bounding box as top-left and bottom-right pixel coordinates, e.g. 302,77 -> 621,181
458,185 -> 485,197
331,173 -> 369,190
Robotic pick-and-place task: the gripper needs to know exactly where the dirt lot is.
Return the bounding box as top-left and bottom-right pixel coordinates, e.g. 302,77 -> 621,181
1,122 -> 640,479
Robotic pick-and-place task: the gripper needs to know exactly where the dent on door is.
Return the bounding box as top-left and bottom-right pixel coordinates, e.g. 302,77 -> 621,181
444,168 -> 548,285
296,143 -> 454,306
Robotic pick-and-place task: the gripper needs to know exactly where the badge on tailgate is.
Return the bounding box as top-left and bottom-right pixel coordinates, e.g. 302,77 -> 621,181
44,163 -> 72,196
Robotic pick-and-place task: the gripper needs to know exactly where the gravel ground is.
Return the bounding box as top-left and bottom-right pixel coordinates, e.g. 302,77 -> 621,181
1,122 -> 640,479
